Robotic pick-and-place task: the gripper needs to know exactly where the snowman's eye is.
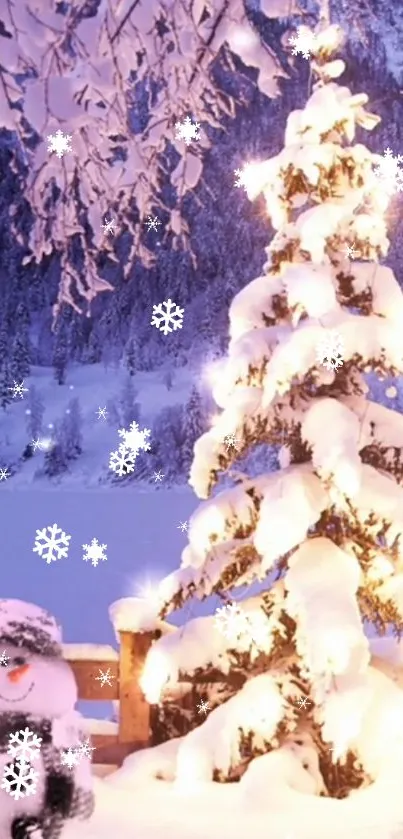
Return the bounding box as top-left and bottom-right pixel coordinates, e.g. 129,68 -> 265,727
12,656 -> 26,666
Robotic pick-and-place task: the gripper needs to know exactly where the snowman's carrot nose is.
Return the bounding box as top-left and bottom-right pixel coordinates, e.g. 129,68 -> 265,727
7,664 -> 31,683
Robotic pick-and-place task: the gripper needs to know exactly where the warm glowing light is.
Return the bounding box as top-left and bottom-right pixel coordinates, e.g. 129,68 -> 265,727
367,555 -> 394,582
140,649 -> 169,704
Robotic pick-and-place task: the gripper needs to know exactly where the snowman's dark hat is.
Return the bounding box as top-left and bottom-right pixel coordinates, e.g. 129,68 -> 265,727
0,599 -> 63,658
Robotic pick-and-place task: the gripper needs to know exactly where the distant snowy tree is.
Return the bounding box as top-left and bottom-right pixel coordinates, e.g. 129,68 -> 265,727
52,307 -> 72,384
0,362 -> 12,410
10,331 -> 31,381
25,385 -> 45,440
61,397 -> 83,460
182,386 -> 206,474
141,26 -> 403,802
151,404 -> 186,481
0,0 -> 304,316
124,334 -> 140,378
162,367 -> 174,391
43,436 -> 69,477
119,377 -> 141,429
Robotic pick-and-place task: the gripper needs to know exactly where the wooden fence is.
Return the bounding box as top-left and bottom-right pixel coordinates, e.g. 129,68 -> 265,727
63,629 -> 158,769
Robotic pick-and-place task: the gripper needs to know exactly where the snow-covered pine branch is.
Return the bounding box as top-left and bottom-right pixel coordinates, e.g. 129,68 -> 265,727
0,0 -> 297,314
139,23 -> 403,798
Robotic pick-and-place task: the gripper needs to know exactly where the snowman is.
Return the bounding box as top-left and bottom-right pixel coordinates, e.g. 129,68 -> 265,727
0,600 -> 94,839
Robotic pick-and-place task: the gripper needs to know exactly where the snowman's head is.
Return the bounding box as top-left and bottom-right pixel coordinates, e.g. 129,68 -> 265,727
0,645 -> 77,718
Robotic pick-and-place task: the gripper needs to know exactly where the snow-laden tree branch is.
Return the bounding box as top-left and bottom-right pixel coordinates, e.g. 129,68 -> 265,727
0,0 -> 300,316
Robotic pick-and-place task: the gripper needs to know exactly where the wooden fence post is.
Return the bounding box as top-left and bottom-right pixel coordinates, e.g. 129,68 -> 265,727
118,630 -> 155,748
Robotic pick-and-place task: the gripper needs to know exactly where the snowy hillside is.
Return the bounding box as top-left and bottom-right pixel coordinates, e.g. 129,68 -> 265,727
0,362 -> 202,487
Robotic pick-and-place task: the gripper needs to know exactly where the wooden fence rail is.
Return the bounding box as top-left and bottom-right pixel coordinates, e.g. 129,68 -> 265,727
63,629 -> 157,769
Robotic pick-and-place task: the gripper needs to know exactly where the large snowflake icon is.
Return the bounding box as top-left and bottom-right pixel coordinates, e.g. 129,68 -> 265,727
8,380 -> 28,399
1,761 -> 38,801
316,331 -> 344,372
78,738 -> 96,761
109,444 -> 136,477
95,668 -> 115,688
214,603 -> 249,643
373,147 -> 403,194
175,116 -> 200,146
288,27 -> 317,59
151,299 -> 184,335
33,523 -> 71,563
7,728 -> 42,763
0,467 -> 9,481
118,421 -> 151,458
47,129 -> 72,159
82,538 -> 107,567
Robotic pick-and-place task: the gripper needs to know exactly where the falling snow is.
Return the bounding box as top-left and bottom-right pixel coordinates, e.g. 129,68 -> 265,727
0,468 -> 9,481
174,116 -> 200,146
145,215 -> 161,232
47,129 -> 72,159
8,380 -> 28,399
95,668 -> 115,688
7,728 -> 42,763
101,218 -> 116,235
0,650 -> 9,667
151,299 -> 184,335
316,331 -> 344,372
32,523 -> 71,563
1,761 -> 38,801
288,28 -> 317,59
373,147 -> 403,194
82,538 -> 107,567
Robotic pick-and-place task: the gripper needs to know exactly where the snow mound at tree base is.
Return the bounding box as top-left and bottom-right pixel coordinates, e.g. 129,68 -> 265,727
61,772 -> 403,839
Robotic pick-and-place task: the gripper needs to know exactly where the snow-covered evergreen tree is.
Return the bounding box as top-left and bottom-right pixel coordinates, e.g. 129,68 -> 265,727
119,377 -> 141,429
140,26 -> 403,800
25,385 -> 45,441
11,330 -> 31,381
61,398 -> 83,461
182,386 -> 206,475
124,335 -> 140,378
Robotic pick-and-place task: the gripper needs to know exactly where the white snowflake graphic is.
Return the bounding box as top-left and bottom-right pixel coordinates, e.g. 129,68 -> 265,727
288,27 -> 317,59
33,523 -> 71,564
145,215 -> 161,232
96,407 -> 107,420
0,467 -> 9,481
0,650 -> 9,667
109,444 -> 136,477
197,700 -> 210,716
47,129 -> 72,159
175,116 -> 200,146
95,668 -> 115,688
345,244 -> 358,259
296,695 -> 311,710
214,602 -> 248,643
374,147 -> 403,194
224,433 -> 239,451
101,218 -> 116,235
153,470 -> 164,482
1,761 -> 38,801
151,299 -> 184,335
78,738 -> 96,761
7,728 -> 42,763
316,331 -> 344,372
117,421 -> 151,461
82,538 -> 107,567
60,748 -> 79,770
8,380 -> 28,399
177,521 -> 188,533
234,163 -> 258,192
214,603 -> 268,647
